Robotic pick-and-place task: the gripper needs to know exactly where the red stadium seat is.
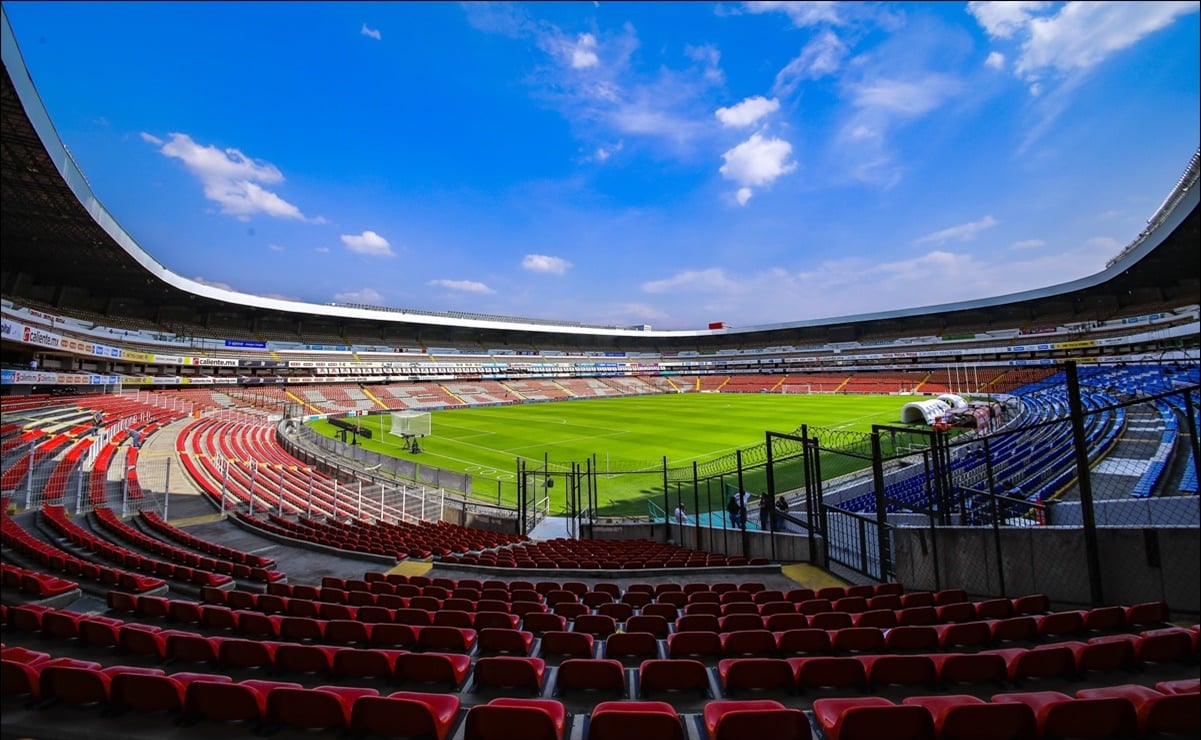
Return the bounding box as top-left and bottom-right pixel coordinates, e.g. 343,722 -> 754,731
217,637 -> 278,670
418,625 -> 478,653
573,614 -> 618,637
776,628 -> 832,656
638,658 -> 711,697
472,656 -> 547,694
884,625 -> 939,652
478,628 -> 535,656
554,658 -> 626,696
812,696 -> 933,740
789,656 -> 868,691
860,654 -> 937,689
721,629 -> 778,657
931,652 -> 1008,687
273,643 -> 339,675
264,684 -> 377,730
604,631 -> 660,661
331,647 -> 405,679
986,646 -> 1076,683
703,699 -> 811,740
350,690 -> 461,740
1077,684 -> 1201,739
717,657 -> 796,694
464,697 -> 565,740
523,612 -> 567,636
902,694 -> 1036,740
588,700 -> 685,740
625,614 -> 670,637
992,690 -> 1138,739
668,630 -> 723,659
397,652 -> 472,688
185,678 -> 301,724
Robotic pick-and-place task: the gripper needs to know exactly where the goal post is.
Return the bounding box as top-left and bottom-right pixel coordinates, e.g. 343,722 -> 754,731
389,410 -> 432,439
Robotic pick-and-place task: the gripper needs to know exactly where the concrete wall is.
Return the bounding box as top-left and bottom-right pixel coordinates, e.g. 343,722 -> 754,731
892,525 -> 1199,618
581,521 -> 815,563
1049,497 -> 1200,526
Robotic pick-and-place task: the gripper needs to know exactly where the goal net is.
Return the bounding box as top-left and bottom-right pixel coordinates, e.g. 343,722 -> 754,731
389,410 -> 432,438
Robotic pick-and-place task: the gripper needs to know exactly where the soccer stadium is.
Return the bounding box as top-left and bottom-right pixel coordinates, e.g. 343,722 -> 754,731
2,5 -> 1199,740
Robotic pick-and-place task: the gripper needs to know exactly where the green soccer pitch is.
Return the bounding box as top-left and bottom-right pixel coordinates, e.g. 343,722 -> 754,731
310,393 -> 915,517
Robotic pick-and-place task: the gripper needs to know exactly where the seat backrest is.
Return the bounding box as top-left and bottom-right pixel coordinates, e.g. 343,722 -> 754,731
556,658 -> 626,694
464,700 -> 562,740
351,693 -> 461,739
638,659 -> 710,694
263,686 -> 352,730
472,656 -> 545,691
541,630 -> 594,658
588,700 -> 684,740
708,702 -> 811,740
605,631 -> 659,659
668,631 -> 722,658
185,680 -> 274,723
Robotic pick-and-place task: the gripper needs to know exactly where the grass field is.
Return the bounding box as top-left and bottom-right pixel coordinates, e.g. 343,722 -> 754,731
310,393 -> 916,517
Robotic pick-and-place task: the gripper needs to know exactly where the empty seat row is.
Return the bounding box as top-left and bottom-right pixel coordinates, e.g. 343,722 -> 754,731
0,561 -> 79,598
3,640 -> 1198,740
812,682 -> 1199,740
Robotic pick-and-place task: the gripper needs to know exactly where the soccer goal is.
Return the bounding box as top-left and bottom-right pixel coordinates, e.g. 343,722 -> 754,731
389,410 -> 432,439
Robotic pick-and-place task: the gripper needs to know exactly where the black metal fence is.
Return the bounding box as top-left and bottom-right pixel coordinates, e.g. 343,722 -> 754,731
791,359 -> 1199,615
577,359 -> 1198,615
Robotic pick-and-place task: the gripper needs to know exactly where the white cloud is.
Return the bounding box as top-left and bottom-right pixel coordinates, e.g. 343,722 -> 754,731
773,30 -> 848,97
642,267 -> 739,294
967,1 -> 1049,40
1021,2 -> 1195,76
685,43 -> 725,84
522,254 -> 573,275
571,32 -> 600,68
466,6 -> 713,152
715,96 -> 781,128
340,231 -> 395,257
1086,235 -> 1122,253
719,133 -> 796,203
428,279 -> 495,294
985,50 -> 1006,69
333,288 -> 385,304
829,73 -> 962,188
267,243 -> 285,252
139,132 -> 163,146
743,1 -> 847,28
912,216 -> 999,246
148,132 -> 315,222
1013,238 -> 1046,249
736,187 -> 753,206
314,246 -> 330,253
592,141 -> 624,162
191,276 -> 235,291
361,23 -> 381,41
851,75 -> 960,116
969,1 -> 1198,83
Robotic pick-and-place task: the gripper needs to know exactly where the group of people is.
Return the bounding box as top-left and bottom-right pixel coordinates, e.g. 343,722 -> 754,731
672,491 -> 790,531
726,490 -> 789,530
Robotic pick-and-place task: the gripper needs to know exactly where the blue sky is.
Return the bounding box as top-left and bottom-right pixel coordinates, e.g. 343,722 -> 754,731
5,2 -> 1199,331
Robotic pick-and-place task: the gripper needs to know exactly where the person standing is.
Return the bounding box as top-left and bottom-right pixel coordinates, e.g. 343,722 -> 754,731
674,502 -> 687,526
774,496 -> 788,529
727,493 -> 742,527
758,493 -> 771,530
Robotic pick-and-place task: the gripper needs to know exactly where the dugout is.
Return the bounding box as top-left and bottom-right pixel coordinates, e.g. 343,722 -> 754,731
900,398 -> 952,425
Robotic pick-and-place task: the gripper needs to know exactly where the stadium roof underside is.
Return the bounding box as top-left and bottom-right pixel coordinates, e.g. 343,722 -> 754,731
2,11 -> 1198,354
